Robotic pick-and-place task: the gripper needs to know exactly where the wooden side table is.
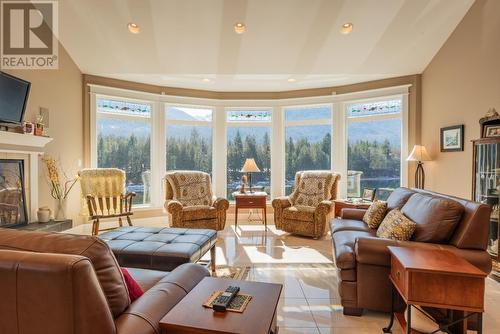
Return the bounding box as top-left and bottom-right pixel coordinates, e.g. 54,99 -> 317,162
233,191 -> 267,229
333,199 -> 371,218
384,247 -> 487,334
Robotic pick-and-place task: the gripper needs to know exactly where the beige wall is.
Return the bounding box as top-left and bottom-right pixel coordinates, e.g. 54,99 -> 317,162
4,43 -> 83,223
421,0 -> 500,199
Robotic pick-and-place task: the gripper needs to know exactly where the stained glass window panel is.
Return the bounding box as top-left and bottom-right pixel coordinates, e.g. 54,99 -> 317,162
97,98 -> 151,117
347,100 -> 401,118
227,109 -> 272,122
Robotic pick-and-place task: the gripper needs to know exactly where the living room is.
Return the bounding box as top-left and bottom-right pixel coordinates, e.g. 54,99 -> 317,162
0,0 -> 499,333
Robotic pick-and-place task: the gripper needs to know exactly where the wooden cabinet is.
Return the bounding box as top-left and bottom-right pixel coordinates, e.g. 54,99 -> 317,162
472,138 -> 500,264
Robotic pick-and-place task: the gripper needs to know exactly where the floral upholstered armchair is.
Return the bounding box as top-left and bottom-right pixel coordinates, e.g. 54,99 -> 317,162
164,171 -> 229,231
272,171 -> 340,239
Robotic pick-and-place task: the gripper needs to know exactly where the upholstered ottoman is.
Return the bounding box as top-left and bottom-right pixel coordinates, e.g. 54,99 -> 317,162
99,226 -> 217,272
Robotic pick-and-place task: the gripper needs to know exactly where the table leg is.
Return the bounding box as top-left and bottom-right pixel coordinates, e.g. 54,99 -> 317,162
210,245 -> 216,273
477,313 -> 482,334
383,286 -> 395,333
263,206 -> 267,229
406,304 -> 412,334
235,207 -> 238,229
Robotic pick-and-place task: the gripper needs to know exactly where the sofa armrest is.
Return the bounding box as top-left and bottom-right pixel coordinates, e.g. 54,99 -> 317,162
213,197 -> 229,211
316,200 -> 333,215
341,208 -> 367,220
272,196 -> 292,210
165,199 -> 183,213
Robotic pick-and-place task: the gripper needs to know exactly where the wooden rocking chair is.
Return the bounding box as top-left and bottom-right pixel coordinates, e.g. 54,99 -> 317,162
79,168 -> 135,236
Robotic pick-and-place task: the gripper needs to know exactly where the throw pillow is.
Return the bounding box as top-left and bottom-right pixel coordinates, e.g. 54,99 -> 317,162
362,200 -> 388,229
120,268 -> 144,302
377,209 -> 417,241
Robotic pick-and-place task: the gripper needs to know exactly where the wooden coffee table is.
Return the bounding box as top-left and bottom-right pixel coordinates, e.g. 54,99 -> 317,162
333,199 -> 371,218
160,277 -> 282,334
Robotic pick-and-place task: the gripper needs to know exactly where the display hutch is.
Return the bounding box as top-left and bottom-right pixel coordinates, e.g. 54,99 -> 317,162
472,113 -> 500,279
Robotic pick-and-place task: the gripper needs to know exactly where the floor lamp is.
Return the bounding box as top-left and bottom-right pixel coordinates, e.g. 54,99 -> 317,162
407,145 -> 431,189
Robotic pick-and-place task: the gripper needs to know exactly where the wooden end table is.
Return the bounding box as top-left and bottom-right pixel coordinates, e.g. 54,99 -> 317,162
160,277 -> 282,334
333,199 -> 371,218
233,191 -> 268,229
384,247 -> 487,334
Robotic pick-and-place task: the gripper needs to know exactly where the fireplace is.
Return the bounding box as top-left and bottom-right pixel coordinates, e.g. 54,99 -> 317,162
0,159 -> 28,228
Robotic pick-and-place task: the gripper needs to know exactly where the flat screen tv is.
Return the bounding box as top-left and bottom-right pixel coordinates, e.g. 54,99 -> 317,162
0,71 -> 31,125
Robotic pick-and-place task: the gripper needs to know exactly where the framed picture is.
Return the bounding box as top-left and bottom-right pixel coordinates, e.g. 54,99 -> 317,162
484,124 -> 500,138
362,188 -> 376,202
440,125 -> 464,152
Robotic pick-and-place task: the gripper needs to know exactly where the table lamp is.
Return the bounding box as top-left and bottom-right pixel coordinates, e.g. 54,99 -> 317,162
241,158 -> 260,193
407,145 -> 431,189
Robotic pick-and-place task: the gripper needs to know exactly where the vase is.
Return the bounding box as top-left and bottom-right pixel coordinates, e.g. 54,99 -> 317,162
54,198 -> 67,221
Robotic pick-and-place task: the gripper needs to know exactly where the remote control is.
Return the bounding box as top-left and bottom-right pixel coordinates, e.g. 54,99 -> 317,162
212,285 -> 240,312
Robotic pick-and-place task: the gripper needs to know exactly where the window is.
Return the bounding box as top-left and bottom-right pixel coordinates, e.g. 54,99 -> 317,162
226,109 -> 272,200
96,98 -> 152,205
165,106 -> 213,174
346,99 -> 402,199
284,105 -> 332,195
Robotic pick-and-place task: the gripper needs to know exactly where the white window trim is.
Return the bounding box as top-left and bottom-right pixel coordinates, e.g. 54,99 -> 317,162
89,84 -> 410,209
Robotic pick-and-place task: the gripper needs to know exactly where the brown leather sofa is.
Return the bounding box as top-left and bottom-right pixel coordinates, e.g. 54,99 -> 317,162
0,228 -> 209,334
330,187 -> 492,316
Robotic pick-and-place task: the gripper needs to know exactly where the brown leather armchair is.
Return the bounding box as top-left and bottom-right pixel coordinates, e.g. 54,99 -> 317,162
273,170 -> 340,239
0,228 -> 209,334
330,188 -> 492,316
164,171 -> 229,230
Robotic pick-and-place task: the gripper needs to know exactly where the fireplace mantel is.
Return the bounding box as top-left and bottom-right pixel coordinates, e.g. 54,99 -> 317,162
0,131 -> 53,222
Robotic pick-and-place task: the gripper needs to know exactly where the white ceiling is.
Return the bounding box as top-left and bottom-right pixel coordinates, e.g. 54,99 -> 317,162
58,0 -> 474,92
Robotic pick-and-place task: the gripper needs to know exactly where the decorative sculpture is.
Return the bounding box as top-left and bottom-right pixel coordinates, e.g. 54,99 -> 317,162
240,174 -> 247,193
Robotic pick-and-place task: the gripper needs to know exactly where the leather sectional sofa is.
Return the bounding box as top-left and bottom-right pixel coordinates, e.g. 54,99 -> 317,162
0,229 -> 209,334
330,187 -> 492,316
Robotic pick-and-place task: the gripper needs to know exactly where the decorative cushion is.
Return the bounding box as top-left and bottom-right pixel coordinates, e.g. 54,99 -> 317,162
377,209 -> 417,241
290,171 -> 336,207
283,206 -> 316,222
362,200 -> 388,229
165,171 -> 213,206
401,193 -> 464,243
120,267 -> 144,302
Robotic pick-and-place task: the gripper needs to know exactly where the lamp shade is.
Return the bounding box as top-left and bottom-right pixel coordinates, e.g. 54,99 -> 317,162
241,158 -> 260,172
407,145 -> 431,162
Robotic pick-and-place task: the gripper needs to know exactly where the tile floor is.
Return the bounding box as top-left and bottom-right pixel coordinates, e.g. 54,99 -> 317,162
68,214 -> 500,333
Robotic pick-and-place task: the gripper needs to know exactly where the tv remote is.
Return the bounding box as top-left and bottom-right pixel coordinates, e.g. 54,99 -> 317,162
212,285 -> 240,312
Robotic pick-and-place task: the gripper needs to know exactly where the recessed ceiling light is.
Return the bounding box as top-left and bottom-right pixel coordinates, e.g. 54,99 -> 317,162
287,78 -> 296,82
128,22 -> 140,34
202,78 -> 211,82
340,22 -> 353,34
234,22 -> 246,34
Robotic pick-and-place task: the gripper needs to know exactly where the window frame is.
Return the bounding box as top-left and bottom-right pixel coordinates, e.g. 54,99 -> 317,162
344,94 -> 408,197
92,93 -> 155,208
164,103 -> 215,176
283,103 -> 334,195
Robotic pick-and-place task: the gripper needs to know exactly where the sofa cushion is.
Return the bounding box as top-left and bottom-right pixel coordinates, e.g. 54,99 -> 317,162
0,229 -> 129,318
376,209 -> 417,241
330,218 -> 371,234
125,267 -> 169,292
401,193 -> 464,243
165,171 -> 213,206
386,187 -> 415,210
363,200 -> 388,229
290,171 -> 336,207
283,206 -> 315,222
331,230 -> 375,270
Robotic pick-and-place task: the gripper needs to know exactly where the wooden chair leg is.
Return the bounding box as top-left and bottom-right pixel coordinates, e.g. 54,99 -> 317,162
118,217 -> 123,227
92,218 -> 100,236
126,215 -> 133,226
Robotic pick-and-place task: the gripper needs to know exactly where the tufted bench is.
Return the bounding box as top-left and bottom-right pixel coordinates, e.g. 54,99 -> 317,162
99,226 -> 217,272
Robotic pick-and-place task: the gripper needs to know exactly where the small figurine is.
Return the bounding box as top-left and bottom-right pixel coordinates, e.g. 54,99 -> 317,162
240,174 -> 247,193
485,108 -> 499,118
